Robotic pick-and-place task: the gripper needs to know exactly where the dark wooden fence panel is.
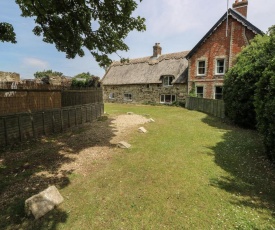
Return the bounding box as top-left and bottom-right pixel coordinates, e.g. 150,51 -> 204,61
186,97 -> 225,118
0,103 -> 104,146
0,87 -> 103,116
61,89 -> 102,107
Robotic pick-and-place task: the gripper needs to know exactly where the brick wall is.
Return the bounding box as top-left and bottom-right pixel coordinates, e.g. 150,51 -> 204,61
103,84 -> 187,104
188,16 -> 256,99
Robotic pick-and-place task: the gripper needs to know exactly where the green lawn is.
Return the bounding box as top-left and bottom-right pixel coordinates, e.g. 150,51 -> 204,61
1,103 -> 275,229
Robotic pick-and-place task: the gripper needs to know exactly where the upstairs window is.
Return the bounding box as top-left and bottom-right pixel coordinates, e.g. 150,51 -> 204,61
215,86 -> 223,100
124,93 -> 132,101
196,86 -> 204,98
163,76 -> 173,86
197,60 -> 206,75
216,59 -> 225,74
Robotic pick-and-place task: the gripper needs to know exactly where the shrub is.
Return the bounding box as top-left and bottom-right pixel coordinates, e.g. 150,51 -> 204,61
71,72 -> 100,88
254,35 -> 275,161
223,35 -> 270,129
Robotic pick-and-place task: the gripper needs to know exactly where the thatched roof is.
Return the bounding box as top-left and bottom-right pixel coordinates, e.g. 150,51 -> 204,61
102,51 -> 189,85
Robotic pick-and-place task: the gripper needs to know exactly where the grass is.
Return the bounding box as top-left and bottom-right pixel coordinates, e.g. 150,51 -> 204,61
1,103 -> 275,229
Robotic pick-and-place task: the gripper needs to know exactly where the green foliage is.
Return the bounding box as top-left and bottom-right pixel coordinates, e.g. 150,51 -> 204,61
71,72 -> 100,88
223,34 -> 270,129
34,69 -> 63,84
171,100 -> 185,107
188,82 -> 197,97
2,0 -> 146,68
254,34 -> 275,161
0,22 -> 16,43
34,69 -> 63,79
224,24 -> 275,162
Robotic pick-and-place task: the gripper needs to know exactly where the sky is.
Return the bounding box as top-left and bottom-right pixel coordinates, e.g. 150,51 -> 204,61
1,0 -> 275,79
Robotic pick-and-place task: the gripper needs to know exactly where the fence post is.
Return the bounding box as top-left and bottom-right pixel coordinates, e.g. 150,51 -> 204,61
80,106 -> 83,124
3,117 -> 8,146
75,108 -> 77,126
31,114 -> 35,138
68,109 -> 70,128
42,112 -> 46,135
60,110 -> 63,132
18,115 -> 22,142
52,111 -> 55,133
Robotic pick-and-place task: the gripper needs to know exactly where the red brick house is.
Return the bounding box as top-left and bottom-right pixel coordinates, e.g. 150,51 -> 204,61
186,0 -> 262,99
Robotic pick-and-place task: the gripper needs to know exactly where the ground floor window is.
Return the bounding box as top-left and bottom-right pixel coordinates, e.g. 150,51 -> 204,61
215,86 -> 223,100
160,94 -> 176,104
109,92 -> 115,99
124,93 -> 132,101
196,86 -> 204,98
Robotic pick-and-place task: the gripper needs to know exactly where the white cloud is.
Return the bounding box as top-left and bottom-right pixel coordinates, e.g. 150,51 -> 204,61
23,58 -> 48,69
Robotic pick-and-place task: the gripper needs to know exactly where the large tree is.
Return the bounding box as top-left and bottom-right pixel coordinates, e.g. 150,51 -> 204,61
0,0 -> 146,68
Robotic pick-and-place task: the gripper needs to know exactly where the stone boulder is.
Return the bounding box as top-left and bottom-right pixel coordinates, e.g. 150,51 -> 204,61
25,185 -> 64,219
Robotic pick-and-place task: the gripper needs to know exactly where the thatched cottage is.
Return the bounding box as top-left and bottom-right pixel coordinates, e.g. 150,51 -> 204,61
102,43 -> 189,104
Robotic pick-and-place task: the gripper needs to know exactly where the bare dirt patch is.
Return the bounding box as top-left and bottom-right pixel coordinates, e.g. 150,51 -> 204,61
0,114 -> 150,214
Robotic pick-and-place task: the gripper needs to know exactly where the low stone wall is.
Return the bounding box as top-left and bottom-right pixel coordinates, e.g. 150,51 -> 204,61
103,84 -> 187,104
0,71 -> 20,82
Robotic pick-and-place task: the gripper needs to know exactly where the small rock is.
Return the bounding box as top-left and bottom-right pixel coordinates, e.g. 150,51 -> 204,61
138,127 -> 147,133
117,141 -> 131,149
25,185 -> 64,219
127,112 -> 134,115
149,118 -> 155,123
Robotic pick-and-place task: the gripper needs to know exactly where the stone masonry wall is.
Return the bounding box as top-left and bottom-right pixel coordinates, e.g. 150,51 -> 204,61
0,71 -> 20,82
103,84 -> 187,104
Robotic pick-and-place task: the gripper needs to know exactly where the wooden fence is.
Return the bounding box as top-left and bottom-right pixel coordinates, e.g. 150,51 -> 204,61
185,97 -> 225,118
62,89 -> 103,107
0,103 -> 104,146
0,86 -> 102,116
0,84 -> 104,146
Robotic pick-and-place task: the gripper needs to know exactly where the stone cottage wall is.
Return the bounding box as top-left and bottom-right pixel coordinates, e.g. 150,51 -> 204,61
103,84 -> 187,104
0,71 -> 20,82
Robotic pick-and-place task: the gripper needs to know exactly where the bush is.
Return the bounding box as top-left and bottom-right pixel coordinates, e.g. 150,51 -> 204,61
223,35 -> 270,129
71,72 -> 100,88
254,35 -> 275,161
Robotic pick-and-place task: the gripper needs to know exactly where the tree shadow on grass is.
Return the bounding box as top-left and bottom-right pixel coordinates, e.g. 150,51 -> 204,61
0,117 -> 117,230
202,115 -> 275,217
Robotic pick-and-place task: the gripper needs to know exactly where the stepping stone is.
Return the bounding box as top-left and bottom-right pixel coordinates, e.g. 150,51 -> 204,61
149,118 -> 155,123
138,127 -> 147,133
25,185 -> 64,219
117,141 -> 131,149
127,112 -> 134,115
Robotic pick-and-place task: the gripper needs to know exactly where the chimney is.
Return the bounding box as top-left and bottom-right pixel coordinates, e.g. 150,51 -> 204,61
153,43 -> 162,57
232,0 -> 248,18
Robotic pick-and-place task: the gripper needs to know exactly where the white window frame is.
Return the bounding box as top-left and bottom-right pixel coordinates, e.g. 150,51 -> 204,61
124,93 -> 132,101
196,86 -> 204,98
160,94 -> 176,104
215,58 -> 226,75
109,92 -> 115,99
197,60 -> 207,76
214,86 -> 223,100
162,76 -> 173,87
